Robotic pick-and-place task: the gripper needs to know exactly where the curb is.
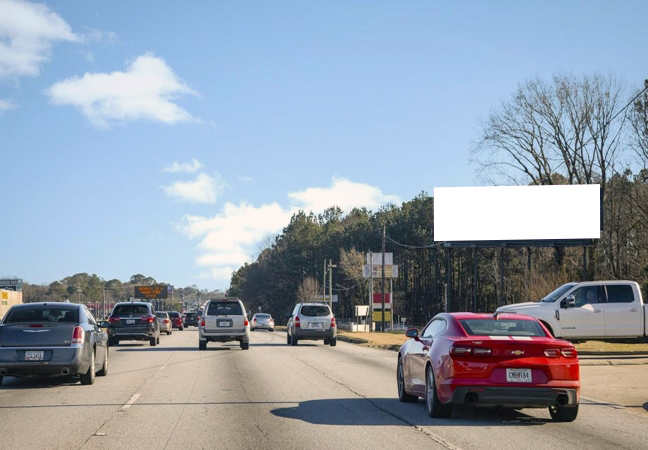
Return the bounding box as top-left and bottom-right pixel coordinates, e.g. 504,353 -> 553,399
337,335 -> 369,345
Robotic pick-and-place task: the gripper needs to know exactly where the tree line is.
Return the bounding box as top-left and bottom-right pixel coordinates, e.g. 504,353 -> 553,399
19,272 -> 224,314
228,73 -> 648,325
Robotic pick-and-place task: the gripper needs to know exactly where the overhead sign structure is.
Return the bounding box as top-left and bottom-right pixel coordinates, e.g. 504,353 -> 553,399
0,279 -> 23,291
433,185 -> 601,242
367,253 -> 393,265
311,294 -> 338,303
363,265 -> 399,279
134,285 -> 171,299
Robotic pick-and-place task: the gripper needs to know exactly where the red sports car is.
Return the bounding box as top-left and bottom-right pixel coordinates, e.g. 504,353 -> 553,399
397,312 -> 580,421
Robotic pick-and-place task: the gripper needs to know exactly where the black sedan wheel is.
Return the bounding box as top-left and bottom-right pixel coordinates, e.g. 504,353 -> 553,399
80,351 -> 95,385
425,366 -> 452,418
397,359 -> 418,402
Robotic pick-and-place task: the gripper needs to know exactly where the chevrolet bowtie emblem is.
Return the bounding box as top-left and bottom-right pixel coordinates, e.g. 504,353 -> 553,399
511,350 -> 525,356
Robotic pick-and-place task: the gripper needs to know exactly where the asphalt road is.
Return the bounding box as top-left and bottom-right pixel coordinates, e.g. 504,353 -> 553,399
1,329 -> 647,450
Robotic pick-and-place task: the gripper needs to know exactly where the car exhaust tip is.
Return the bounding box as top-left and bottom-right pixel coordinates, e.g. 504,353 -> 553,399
465,393 -> 479,405
61,368 -> 70,376
556,395 -> 568,407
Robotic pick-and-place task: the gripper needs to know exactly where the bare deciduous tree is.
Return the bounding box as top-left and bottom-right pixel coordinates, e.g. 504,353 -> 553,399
472,73 -> 626,194
297,277 -> 321,302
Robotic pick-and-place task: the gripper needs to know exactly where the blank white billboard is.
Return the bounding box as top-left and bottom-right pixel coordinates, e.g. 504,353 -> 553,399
434,185 -> 600,242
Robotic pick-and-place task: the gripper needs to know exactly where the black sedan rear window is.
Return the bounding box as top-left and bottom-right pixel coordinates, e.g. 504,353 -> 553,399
168,312 -> 180,318
113,305 -> 150,316
300,305 -> 330,317
459,319 -> 546,337
206,302 -> 242,316
4,307 -> 79,323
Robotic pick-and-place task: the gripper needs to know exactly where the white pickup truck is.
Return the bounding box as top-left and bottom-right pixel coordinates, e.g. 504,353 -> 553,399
496,281 -> 647,340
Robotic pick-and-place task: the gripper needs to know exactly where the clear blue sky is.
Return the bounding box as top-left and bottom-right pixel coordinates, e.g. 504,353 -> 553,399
1,0 -> 647,290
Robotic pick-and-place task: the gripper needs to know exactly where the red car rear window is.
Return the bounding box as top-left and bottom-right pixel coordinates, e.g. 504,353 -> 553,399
459,319 -> 547,337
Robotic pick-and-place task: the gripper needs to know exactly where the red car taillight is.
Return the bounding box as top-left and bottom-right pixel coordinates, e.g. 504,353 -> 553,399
244,318 -> 249,326
200,319 -> 205,327
294,316 -> 300,328
472,347 -> 491,356
164,319 -> 170,324
108,316 -> 120,323
544,349 -> 560,358
450,345 -> 471,356
450,345 -> 491,356
330,317 -> 336,328
72,326 -> 84,344
253,318 -> 257,322
561,348 -> 577,358
140,315 -> 155,324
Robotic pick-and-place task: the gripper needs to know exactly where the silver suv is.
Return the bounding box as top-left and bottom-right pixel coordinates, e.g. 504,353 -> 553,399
286,303 -> 337,346
198,298 -> 250,350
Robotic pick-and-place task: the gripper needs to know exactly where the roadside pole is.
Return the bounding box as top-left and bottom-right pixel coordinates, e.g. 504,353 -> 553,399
369,251 -> 373,333
323,260 -> 327,303
381,224 -> 386,332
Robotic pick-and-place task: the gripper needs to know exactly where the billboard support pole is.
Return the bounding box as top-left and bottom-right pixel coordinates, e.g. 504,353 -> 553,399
499,247 -> 505,307
445,247 -> 452,313
472,248 -> 478,313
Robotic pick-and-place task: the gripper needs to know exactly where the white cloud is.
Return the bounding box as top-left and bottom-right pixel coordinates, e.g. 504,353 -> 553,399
0,98 -> 16,111
161,173 -> 225,204
162,158 -> 203,173
237,175 -> 254,184
46,53 -> 200,126
289,176 -> 400,212
180,177 -> 400,286
0,0 -> 79,77
79,27 -> 117,45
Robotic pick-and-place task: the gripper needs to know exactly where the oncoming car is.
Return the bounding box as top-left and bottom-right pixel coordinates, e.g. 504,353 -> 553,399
397,312 -> 580,422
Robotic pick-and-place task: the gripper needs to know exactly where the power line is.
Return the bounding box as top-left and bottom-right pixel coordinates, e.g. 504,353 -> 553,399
386,234 -> 443,249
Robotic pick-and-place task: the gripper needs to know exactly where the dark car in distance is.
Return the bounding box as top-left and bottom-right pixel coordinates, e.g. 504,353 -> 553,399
0,302 -> 108,386
183,312 -> 200,327
167,311 -> 184,330
108,302 -> 160,347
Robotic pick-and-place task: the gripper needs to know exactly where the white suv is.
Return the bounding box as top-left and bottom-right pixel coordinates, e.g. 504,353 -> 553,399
286,303 -> 337,346
198,298 -> 250,350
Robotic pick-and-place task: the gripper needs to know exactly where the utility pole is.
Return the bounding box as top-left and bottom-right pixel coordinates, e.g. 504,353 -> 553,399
369,251 -> 373,333
323,260 -> 327,302
381,224 -> 386,332
328,259 -> 336,311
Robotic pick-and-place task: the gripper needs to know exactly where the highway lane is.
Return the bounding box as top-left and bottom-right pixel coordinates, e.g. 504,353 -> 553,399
0,329 -> 647,450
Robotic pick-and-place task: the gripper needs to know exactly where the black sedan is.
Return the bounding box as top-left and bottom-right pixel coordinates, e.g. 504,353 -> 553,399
0,302 -> 108,386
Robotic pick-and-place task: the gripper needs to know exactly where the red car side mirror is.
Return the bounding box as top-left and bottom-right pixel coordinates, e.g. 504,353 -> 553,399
405,328 -> 419,340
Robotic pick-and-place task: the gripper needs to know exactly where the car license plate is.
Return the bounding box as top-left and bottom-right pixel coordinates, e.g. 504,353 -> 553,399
126,319 -> 135,324
25,351 -> 44,361
309,322 -> 322,329
218,320 -> 232,327
506,368 -> 532,383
